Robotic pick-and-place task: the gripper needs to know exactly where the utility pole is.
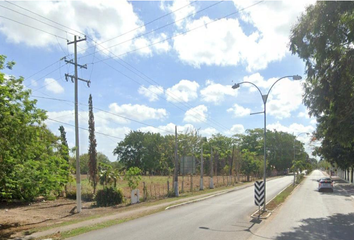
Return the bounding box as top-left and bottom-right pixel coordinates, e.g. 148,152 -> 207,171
200,143 -> 204,190
174,125 -> 179,197
65,35 -> 90,213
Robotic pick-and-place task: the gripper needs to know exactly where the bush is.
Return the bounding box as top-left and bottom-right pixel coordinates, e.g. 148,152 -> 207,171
65,191 -> 94,202
95,187 -> 124,207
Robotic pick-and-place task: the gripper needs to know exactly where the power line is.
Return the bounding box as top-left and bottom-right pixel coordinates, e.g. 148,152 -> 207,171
4,0 -> 85,37
11,1 -> 263,132
31,95 -> 176,135
79,0 -> 226,61
47,118 -> 124,140
0,4 -> 76,36
92,1 -> 264,64
0,15 -> 67,40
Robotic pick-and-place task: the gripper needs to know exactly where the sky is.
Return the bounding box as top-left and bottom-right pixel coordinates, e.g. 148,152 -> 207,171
0,0 -> 319,161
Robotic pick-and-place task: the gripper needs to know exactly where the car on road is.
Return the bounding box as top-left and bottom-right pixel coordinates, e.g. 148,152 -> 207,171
318,177 -> 334,192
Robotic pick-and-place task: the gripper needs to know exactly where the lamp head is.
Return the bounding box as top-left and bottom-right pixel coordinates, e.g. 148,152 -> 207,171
232,83 -> 240,89
292,75 -> 302,80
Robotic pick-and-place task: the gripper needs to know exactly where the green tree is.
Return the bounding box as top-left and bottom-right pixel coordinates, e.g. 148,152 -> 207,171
240,149 -> 260,181
124,167 -> 142,190
88,94 -> 98,194
290,1 -> 354,168
58,126 -> 70,194
0,55 -> 69,201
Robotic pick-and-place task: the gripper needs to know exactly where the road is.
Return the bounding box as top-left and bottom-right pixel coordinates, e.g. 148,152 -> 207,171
248,170 -> 354,240
70,176 -> 293,240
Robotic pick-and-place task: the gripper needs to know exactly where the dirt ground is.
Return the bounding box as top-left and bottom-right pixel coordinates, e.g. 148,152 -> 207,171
0,175 -> 255,239
0,198 -> 119,239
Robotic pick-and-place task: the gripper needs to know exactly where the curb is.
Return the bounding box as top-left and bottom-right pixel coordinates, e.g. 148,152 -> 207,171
250,177 -> 304,219
166,177 -> 283,210
165,184 -> 252,210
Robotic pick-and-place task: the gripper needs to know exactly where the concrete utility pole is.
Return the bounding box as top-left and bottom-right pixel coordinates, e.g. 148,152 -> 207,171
174,125 -> 179,197
65,35 -> 90,213
210,145 -> 214,189
200,143 -> 204,190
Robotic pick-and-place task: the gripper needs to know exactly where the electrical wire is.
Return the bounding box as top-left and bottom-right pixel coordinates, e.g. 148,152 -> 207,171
32,95 -> 176,135
47,117 -> 124,140
0,15 -> 67,40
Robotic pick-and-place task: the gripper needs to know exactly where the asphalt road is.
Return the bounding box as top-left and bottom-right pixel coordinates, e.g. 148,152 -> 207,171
69,176 -> 293,240
248,170 -> 354,240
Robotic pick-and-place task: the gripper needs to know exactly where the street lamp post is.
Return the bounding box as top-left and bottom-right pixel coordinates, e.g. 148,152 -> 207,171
293,132 -> 309,186
232,75 -> 302,212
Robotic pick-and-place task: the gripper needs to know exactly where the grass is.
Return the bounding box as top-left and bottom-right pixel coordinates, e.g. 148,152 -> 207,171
33,182 -> 249,239
265,174 -> 305,212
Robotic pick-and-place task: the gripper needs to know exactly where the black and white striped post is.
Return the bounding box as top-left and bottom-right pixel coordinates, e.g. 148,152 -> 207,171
255,181 -> 265,216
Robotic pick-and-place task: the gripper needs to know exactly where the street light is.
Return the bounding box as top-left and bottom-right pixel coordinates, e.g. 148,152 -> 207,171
232,75 -> 302,212
293,132 -> 309,186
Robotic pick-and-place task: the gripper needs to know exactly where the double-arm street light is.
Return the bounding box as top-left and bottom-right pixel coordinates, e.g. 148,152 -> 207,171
232,75 -> 302,212
293,132 -> 309,185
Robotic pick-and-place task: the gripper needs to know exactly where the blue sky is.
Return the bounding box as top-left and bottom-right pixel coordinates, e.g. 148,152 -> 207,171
0,0 -> 318,160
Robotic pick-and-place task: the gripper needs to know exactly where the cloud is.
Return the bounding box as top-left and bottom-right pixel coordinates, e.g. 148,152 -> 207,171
225,124 -> 245,135
161,0 -> 196,29
172,1 -> 314,71
183,105 -> 207,123
267,79 -> 303,119
227,104 -> 251,117
165,79 -> 199,103
200,80 -> 238,104
109,103 -> 168,121
151,33 -> 171,53
138,123 -> 196,135
138,85 -> 164,102
0,1 -> 155,58
44,78 -> 64,94
200,127 -> 218,137
239,74 -> 304,119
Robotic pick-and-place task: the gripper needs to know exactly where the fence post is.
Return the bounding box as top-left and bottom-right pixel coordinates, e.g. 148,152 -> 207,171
167,180 -> 169,193
190,174 -> 193,192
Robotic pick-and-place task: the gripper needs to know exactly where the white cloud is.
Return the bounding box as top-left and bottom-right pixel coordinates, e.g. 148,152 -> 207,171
227,104 -> 251,117
44,78 -> 64,94
183,105 -> 207,123
298,111 -> 309,118
200,80 -> 237,104
151,33 -> 171,53
162,0 -> 196,29
267,79 -> 303,119
239,74 -> 304,119
172,1 -> 314,71
0,1 -> 154,58
133,37 -> 152,56
165,79 -> 199,103
138,85 -> 164,102
200,127 -> 218,137
138,123 -> 196,135
109,103 -> 168,121
225,124 -> 245,135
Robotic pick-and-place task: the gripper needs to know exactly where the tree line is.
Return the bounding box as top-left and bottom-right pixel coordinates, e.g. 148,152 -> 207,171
0,54 -> 316,202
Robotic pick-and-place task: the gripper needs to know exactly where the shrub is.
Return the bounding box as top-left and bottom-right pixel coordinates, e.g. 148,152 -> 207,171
95,187 -> 124,207
124,167 -> 142,190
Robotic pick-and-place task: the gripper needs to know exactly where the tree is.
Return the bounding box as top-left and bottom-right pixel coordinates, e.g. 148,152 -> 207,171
290,1 -> 354,168
0,55 -> 69,201
240,149 -> 260,182
59,126 -> 70,194
88,94 -> 98,194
